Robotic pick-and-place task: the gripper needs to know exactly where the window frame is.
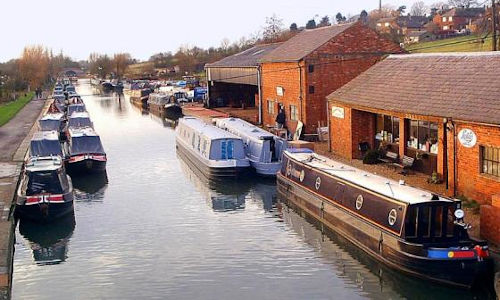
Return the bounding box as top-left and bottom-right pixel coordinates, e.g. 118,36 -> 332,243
481,146 -> 500,177
308,85 -> 315,94
267,100 -> 275,115
290,105 -> 298,121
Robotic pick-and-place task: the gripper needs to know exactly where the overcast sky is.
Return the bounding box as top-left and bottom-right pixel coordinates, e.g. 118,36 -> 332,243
1,0 -> 439,62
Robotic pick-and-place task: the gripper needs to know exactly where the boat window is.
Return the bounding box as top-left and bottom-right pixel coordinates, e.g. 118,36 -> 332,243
446,206 -> 456,237
433,206 -> 443,237
221,140 -> 227,159
191,134 -> 196,148
196,136 -> 201,152
418,206 -> 431,238
227,140 -> 234,159
405,206 -> 418,238
27,171 -> 63,195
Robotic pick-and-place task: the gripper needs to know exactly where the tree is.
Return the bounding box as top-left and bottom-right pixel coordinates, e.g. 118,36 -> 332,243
335,12 -> 347,23
360,10 -> 369,23
113,53 -> 132,79
411,1 -> 428,16
262,14 -> 284,42
447,0 -> 479,8
306,19 -> 317,29
290,23 -> 298,31
397,5 -> 407,15
18,45 -> 49,90
318,16 -> 331,27
88,53 -> 112,78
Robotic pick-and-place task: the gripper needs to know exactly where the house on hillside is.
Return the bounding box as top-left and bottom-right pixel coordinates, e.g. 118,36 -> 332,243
204,43 -> 282,123
326,52 -> 500,208
433,7 -> 485,32
258,22 -> 403,134
376,16 -> 429,36
405,30 -> 436,43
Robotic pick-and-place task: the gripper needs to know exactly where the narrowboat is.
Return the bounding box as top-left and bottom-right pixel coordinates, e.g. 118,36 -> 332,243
64,127 -> 107,174
66,112 -> 93,130
29,131 -> 64,158
147,93 -> 182,119
101,82 -> 114,92
215,118 -> 287,176
277,149 -> 491,289
67,103 -> 86,117
39,113 -> 65,134
16,156 -> 74,222
175,117 -> 250,178
130,88 -> 152,108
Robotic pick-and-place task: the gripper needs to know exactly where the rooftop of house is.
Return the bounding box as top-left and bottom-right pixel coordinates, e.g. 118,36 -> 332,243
259,22 -> 356,63
205,43 -> 283,68
442,7 -> 485,18
377,16 -> 428,28
327,52 -> 500,125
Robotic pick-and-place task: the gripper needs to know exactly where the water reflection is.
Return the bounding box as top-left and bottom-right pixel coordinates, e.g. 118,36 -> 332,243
72,171 -> 108,202
149,112 -> 177,129
278,197 -> 497,300
178,152 -> 247,211
249,181 -> 277,211
18,213 -> 75,265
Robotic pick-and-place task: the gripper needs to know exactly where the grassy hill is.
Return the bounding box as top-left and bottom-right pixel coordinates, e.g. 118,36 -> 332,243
406,35 -> 494,53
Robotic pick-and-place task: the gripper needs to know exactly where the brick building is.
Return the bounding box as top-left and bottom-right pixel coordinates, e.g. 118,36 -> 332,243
326,52 -> 500,206
433,7 -> 484,32
376,16 -> 429,35
258,22 -> 403,134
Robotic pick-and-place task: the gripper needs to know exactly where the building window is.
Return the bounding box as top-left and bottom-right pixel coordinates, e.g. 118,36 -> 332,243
407,120 -> 438,154
308,85 -> 315,94
290,105 -> 298,121
449,16 -> 453,21
481,146 -> 500,177
376,115 -> 400,144
308,65 -> 314,73
385,22 -> 390,27
267,100 -> 275,115
443,25 -> 449,30
442,17 -> 446,22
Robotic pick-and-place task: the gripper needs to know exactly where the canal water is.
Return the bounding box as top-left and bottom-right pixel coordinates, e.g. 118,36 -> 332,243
12,80 -> 495,299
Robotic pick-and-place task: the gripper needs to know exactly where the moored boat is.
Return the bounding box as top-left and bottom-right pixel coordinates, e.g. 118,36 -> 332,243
67,103 -> 86,116
130,88 -> 152,108
39,113 -> 65,137
277,148 -> 492,288
64,127 -> 107,174
215,118 -> 287,176
147,93 -> 182,119
175,117 -> 250,178
16,156 -> 74,222
29,131 -> 64,159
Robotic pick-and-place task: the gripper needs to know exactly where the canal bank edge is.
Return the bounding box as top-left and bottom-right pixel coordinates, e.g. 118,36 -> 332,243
0,98 -> 50,299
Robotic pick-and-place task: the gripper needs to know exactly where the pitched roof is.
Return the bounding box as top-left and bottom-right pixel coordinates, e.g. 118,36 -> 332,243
396,16 -> 429,28
442,7 -> 484,18
206,43 -> 282,68
327,52 -> 500,125
259,23 -> 355,63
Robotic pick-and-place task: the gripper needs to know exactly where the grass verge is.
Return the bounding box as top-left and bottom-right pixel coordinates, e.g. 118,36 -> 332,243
406,35 -> 493,53
0,92 -> 34,127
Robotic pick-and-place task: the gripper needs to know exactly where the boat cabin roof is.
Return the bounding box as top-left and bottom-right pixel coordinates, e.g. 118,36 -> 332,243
40,113 -> 64,121
69,112 -> 90,119
68,127 -> 99,138
179,117 -> 242,141
286,150 -> 456,205
32,131 -> 59,141
216,118 -> 275,141
25,156 -> 63,172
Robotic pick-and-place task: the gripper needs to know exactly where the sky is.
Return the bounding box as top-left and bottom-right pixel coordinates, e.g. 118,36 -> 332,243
1,0 -> 439,62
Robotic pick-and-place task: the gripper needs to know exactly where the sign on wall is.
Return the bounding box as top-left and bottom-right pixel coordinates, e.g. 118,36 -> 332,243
276,86 -> 284,96
458,128 -> 477,148
331,106 -> 345,119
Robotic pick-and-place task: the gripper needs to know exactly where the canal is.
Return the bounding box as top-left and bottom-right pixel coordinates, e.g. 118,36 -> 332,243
11,80 -> 495,299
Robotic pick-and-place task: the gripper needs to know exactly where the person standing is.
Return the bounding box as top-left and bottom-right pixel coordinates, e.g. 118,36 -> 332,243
275,107 -> 286,129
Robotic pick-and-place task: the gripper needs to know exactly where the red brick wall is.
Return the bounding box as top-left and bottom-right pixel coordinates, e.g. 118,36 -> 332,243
261,61 -> 303,132
351,109 -> 376,159
448,123 -> 500,204
329,104 -> 353,159
480,200 -> 500,246
261,22 -> 403,134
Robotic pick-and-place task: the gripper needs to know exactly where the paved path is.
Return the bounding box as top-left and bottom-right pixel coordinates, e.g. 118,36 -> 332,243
0,97 -> 45,161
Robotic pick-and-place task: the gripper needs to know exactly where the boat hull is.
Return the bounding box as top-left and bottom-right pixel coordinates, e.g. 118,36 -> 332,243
251,160 -> 281,177
176,142 -> 248,179
277,173 -> 492,288
66,159 -> 107,174
16,201 -> 74,223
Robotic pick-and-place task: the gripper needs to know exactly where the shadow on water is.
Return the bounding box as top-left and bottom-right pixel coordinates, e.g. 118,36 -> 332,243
18,213 -> 76,265
278,196 -> 497,300
71,171 -> 108,202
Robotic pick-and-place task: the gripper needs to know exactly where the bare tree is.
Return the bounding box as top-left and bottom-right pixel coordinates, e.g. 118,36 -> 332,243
262,14 -> 284,42
18,45 -> 49,90
113,53 -> 132,79
411,1 -> 429,16
447,0 -> 479,8
318,16 -> 331,27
